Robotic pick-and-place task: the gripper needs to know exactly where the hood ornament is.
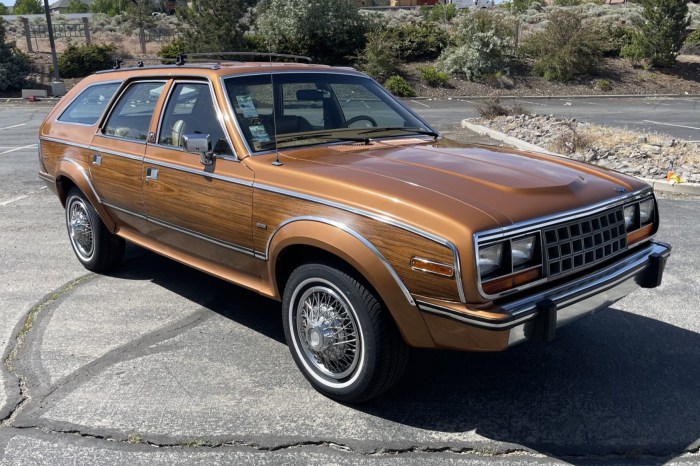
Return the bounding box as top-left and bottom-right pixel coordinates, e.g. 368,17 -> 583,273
615,187 -> 627,193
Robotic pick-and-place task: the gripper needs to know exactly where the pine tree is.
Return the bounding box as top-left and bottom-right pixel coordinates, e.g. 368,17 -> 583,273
177,0 -> 251,53
622,0 -> 690,67
0,18 -> 31,92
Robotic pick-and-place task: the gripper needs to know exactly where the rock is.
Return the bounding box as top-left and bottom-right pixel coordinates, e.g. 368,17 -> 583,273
637,137 -> 648,144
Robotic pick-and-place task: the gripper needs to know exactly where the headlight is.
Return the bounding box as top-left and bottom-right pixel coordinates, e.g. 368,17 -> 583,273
478,243 -> 503,277
639,198 -> 654,224
511,235 -> 536,268
623,204 -> 637,231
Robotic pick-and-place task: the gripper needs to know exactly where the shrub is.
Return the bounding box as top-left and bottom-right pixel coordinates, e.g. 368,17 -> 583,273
0,19 -> 31,93
176,0 -> 250,53
420,4 -> 457,23
417,65 -> 449,87
522,10 -> 605,81
256,0 -> 368,64
621,0 -> 690,67
595,78 -> 612,91
681,28 -> 700,55
386,21 -> 449,61
475,96 -> 530,119
157,36 -> 187,63
58,43 -> 117,78
384,75 -> 416,97
356,29 -> 401,81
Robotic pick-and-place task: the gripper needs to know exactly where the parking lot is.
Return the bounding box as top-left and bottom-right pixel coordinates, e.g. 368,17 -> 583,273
1,105 -> 699,464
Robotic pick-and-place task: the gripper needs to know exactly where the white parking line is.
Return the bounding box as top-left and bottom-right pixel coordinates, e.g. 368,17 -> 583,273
517,100 -> 545,106
0,144 -> 37,155
0,187 -> 47,206
642,120 -> 700,131
410,100 -> 430,108
0,123 -> 26,131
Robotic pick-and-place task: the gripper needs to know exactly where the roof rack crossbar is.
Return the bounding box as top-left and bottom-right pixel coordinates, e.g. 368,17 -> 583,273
175,52 -> 312,65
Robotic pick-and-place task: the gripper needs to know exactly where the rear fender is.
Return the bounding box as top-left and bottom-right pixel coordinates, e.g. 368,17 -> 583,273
55,158 -> 117,232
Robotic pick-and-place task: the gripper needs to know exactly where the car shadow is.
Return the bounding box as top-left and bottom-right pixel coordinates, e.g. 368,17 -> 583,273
114,246 -> 699,463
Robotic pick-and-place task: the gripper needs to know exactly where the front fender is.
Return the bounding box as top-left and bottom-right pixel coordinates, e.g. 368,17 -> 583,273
265,218 -> 435,348
54,158 -> 117,232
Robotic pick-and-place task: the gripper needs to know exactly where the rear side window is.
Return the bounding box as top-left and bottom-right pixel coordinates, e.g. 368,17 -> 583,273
103,81 -> 165,141
57,82 -> 121,125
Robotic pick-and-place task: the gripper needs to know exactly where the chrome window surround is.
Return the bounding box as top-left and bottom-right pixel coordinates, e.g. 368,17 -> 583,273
153,79 -> 239,162
56,80 -> 123,127
219,70 -> 439,157
474,187 -> 656,300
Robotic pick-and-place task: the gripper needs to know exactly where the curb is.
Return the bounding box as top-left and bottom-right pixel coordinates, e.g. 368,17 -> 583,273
2,98 -> 60,106
461,119 -> 700,197
412,93 -> 700,101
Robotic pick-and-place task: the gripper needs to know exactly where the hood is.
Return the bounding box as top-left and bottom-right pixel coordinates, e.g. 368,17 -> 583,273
260,140 -> 647,233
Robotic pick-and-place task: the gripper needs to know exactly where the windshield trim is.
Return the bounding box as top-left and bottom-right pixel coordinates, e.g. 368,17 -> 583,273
220,71 -> 438,157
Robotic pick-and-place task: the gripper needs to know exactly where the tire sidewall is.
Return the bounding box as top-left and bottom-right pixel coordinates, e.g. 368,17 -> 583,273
283,264 -> 378,399
65,191 -> 100,269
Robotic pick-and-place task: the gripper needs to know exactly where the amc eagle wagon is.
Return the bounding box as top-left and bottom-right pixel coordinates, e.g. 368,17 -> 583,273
38,55 -> 671,402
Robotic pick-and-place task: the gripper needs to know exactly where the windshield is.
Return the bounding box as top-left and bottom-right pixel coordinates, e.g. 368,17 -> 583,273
223,72 -> 435,153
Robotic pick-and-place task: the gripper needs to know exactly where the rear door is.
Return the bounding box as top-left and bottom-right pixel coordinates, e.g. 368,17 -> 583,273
90,80 -> 166,231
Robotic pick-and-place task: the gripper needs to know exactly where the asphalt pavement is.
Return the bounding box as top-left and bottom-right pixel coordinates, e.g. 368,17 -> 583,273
0,105 -> 699,465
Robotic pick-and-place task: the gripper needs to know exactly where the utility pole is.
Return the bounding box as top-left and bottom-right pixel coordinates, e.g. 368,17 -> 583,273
43,0 -> 65,96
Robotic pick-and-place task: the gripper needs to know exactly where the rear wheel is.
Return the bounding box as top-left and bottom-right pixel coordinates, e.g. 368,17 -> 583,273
65,188 -> 124,272
282,262 -> 407,402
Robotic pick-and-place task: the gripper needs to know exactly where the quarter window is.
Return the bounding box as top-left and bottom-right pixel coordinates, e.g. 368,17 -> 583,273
103,81 -> 164,141
57,82 -> 121,125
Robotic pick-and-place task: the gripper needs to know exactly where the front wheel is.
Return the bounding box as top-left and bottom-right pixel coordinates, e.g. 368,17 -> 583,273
282,262 -> 407,403
65,188 -> 124,272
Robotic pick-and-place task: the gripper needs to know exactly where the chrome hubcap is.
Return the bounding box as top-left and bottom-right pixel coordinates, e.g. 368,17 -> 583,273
296,285 -> 359,379
68,199 -> 94,259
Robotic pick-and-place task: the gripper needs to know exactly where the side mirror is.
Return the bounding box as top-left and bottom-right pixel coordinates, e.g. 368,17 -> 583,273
183,133 -> 214,166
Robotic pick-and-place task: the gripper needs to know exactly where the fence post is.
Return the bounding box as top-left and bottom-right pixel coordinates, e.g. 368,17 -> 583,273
82,17 -> 91,44
21,17 -> 33,53
139,26 -> 146,54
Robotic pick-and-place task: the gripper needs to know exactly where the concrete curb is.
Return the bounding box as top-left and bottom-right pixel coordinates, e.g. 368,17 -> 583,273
412,93 -> 700,101
1,98 -> 60,106
461,119 -> 700,197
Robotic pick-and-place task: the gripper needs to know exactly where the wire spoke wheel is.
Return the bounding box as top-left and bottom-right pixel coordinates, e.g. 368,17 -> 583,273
68,197 -> 95,260
296,284 -> 360,380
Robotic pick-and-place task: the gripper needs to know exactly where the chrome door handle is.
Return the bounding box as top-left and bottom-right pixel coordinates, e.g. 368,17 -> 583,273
146,167 -> 159,182
92,154 -> 102,166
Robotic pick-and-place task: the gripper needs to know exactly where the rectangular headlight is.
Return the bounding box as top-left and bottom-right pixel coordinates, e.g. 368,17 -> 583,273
478,243 -> 503,277
623,204 -> 637,231
639,198 -> 654,225
511,235 -> 536,268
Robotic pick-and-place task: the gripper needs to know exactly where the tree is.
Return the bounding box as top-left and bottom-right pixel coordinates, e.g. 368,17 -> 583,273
13,0 -> 44,14
621,0 -> 690,67
0,4 -> 9,15
176,0 -> 251,53
256,0 -> 368,64
66,0 -> 90,13
90,0 -> 121,16
123,0 -> 157,54
0,18 -> 32,92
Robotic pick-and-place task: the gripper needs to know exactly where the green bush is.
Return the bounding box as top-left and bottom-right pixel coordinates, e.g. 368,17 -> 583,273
356,29 -> 401,81
417,65 -> 449,87
420,4 -> 457,23
256,0 -> 368,64
0,19 -> 32,93
157,36 -> 187,63
681,28 -> 700,55
522,10 -> 605,81
621,0 -> 690,67
386,22 -> 449,61
58,43 -> 117,78
384,75 -> 416,97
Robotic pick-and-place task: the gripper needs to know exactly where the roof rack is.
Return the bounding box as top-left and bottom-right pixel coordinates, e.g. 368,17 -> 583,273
175,51 -> 313,66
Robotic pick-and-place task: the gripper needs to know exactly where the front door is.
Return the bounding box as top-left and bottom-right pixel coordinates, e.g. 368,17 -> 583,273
142,80 -> 256,274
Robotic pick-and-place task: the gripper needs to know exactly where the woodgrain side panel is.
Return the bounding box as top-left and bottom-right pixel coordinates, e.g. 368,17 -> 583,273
254,190 -> 460,301
41,140 -> 90,177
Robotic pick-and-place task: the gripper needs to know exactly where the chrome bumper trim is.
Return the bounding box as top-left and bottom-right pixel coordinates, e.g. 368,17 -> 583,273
418,241 -> 671,342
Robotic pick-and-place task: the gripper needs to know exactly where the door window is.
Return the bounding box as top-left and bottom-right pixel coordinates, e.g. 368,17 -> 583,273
103,81 -> 164,141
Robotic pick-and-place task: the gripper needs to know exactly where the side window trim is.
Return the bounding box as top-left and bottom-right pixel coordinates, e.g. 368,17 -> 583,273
154,78 -> 239,161
56,80 -> 123,126
99,79 -> 168,144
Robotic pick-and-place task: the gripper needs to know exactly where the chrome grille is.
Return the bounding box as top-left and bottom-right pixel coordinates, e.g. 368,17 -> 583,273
543,207 -> 627,277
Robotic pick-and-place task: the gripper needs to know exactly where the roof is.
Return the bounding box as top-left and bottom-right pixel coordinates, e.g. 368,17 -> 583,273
49,0 -> 95,9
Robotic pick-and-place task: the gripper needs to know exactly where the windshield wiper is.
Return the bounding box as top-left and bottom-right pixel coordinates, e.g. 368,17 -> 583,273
258,132 -> 371,149
358,127 -> 439,138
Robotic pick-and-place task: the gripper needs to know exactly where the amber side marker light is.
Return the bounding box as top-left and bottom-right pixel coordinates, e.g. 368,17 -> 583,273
410,257 -> 455,278
482,267 -> 542,295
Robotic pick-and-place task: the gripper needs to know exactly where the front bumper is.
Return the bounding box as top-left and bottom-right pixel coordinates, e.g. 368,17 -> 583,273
417,240 -> 671,350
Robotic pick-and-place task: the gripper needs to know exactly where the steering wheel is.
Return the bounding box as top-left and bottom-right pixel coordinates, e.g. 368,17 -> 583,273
344,115 -> 378,128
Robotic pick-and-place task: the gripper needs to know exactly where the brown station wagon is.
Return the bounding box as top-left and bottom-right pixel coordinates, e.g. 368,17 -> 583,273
38,55 -> 671,402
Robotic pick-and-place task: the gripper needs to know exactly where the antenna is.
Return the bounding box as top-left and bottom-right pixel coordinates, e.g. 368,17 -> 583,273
269,51 -> 282,167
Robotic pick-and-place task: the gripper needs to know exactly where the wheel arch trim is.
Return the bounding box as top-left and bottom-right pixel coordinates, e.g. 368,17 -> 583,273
55,158 -> 116,232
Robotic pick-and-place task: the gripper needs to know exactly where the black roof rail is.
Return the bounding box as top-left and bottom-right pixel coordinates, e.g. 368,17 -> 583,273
175,51 -> 312,65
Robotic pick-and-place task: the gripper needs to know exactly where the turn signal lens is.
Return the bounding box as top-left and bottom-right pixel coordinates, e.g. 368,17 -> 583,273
410,257 -> 454,278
